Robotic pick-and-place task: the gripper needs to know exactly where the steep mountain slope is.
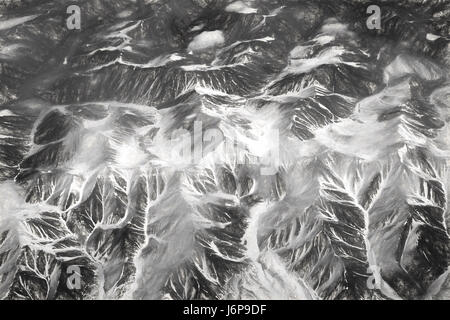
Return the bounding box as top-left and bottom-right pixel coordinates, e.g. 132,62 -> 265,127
0,0 -> 449,300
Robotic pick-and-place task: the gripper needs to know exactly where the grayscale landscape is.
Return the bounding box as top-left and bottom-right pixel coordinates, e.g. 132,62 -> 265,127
0,0 -> 449,300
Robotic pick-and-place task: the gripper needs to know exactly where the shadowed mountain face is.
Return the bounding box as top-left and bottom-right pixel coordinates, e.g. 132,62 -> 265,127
0,0 -> 449,300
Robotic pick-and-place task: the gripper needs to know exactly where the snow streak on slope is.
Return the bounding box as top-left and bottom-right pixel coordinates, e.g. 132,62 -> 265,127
0,0 -> 449,300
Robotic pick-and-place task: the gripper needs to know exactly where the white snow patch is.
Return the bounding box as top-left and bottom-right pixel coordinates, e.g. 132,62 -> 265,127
225,1 -> 258,14
320,19 -> 355,39
0,15 -> 39,31
117,10 -> 133,18
426,33 -> 441,41
187,30 -> 225,52
0,109 -> 15,117
285,46 -> 363,75
189,23 -> 205,32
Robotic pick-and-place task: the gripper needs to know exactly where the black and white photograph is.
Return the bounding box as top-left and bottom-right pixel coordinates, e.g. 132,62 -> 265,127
0,0 -> 449,306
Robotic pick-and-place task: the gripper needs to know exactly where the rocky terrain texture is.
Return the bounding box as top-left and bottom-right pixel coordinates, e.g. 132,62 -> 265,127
0,0 -> 449,300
